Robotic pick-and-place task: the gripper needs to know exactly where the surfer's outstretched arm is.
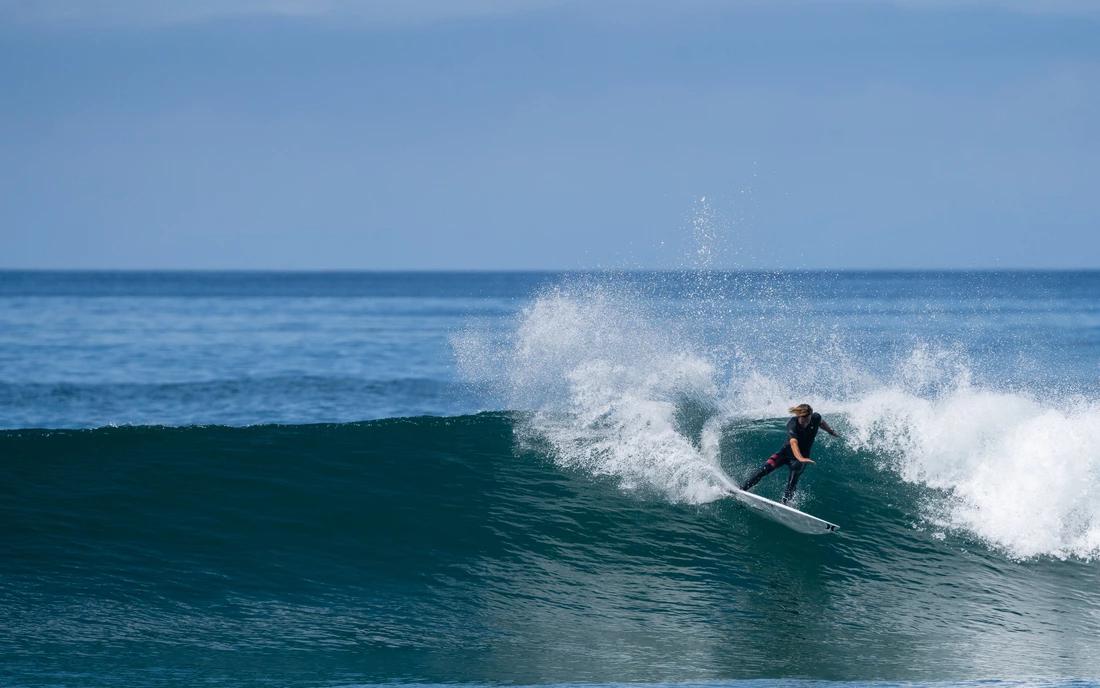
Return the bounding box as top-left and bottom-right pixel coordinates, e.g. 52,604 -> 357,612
790,438 -> 815,464
820,420 -> 841,438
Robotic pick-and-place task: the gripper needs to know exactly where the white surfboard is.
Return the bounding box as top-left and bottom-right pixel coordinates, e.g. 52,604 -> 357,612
726,488 -> 840,535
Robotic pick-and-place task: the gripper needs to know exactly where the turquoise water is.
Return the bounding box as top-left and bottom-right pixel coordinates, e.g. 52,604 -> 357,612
1,271 -> 1099,686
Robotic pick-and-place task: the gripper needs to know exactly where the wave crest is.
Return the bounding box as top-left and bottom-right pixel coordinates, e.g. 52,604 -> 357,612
458,279 -> 1100,560
846,383 -> 1100,560
459,285 -> 733,503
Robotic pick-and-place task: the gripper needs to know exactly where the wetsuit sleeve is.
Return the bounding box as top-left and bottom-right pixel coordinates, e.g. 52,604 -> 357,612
786,417 -> 799,439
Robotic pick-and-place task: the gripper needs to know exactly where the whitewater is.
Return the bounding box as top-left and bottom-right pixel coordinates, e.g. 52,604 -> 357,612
456,272 -> 1100,561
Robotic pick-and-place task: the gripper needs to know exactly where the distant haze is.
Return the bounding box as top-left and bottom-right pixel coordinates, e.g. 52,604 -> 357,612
2,0 -> 1098,269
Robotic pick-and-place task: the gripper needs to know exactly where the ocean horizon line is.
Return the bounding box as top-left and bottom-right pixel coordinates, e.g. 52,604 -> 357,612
3,267 -> 1100,275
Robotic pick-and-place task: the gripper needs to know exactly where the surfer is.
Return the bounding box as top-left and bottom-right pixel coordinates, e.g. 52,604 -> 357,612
740,404 -> 839,504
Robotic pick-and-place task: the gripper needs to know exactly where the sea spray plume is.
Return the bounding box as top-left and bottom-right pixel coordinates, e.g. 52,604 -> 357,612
457,279 -> 735,503
704,270 -> 877,416
690,196 -> 721,269
677,168 -> 776,272
456,271 -> 875,504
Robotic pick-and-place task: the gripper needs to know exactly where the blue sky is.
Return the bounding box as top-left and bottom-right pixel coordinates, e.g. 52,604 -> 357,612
2,0 -> 1098,270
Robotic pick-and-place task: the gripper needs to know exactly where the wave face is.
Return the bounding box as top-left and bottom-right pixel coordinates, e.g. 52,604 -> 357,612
3,415 -> 1100,684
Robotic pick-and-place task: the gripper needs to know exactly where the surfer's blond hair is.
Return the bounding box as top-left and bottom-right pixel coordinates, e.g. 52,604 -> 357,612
789,404 -> 813,417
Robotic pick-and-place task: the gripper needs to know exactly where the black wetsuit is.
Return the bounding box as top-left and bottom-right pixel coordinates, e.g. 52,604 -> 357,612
740,412 -> 822,503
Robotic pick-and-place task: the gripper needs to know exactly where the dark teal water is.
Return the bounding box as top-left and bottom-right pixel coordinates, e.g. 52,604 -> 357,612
1,271 -> 1099,686
3,415 -> 1098,685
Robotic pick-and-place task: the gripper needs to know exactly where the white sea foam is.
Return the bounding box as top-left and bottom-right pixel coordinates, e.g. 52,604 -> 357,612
456,286 -> 734,504
729,349 -> 1100,560
842,382 -> 1100,560
456,284 -> 1100,560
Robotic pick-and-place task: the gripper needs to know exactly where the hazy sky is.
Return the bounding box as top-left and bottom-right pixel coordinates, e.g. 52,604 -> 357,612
2,0 -> 1098,269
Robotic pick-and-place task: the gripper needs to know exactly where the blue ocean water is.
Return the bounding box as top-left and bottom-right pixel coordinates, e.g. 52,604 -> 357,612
2,270 -> 1100,686
0,271 -> 553,427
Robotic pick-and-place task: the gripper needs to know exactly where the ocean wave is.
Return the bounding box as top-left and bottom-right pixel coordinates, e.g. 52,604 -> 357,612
457,281 -> 1100,561
3,412 -> 1100,680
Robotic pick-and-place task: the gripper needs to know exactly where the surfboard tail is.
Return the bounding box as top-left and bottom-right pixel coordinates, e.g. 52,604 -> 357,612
727,488 -> 840,535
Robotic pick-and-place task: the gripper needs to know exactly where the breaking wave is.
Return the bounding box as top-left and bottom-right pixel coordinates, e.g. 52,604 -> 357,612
456,276 -> 1100,560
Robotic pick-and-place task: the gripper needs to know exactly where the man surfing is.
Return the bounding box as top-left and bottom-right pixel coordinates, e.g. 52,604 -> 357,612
740,404 -> 840,504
